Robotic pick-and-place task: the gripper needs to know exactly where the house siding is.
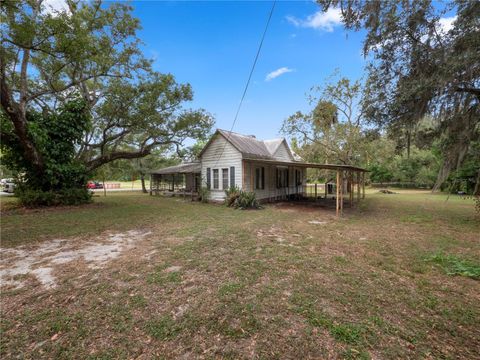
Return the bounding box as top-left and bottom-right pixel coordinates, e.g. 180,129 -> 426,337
273,141 -> 294,161
200,134 -> 243,201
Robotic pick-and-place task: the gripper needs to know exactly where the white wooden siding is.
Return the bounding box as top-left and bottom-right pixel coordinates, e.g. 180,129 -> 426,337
200,134 -> 243,201
273,141 -> 294,161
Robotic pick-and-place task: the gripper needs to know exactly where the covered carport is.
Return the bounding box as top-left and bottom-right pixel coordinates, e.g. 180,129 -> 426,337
242,158 -> 367,217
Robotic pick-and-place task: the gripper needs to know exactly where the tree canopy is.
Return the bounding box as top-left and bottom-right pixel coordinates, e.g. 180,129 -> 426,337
316,0 -> 479,190
0,0 -> 213,184
282,75 -> 370,166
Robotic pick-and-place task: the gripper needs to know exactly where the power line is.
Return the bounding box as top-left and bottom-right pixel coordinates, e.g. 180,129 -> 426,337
212,0 -> 276,168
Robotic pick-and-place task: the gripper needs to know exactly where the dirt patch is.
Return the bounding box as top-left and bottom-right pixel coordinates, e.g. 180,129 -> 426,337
165,265 -> 182,273
308,220 -> 328,225
272,201 -> 341,219
0,229 -> 151,289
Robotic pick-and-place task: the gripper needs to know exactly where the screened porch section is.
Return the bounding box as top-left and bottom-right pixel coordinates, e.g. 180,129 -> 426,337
150,162 -> 201,200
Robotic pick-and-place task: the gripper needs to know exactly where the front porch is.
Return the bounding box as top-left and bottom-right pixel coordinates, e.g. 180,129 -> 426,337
150,162 -> 201,201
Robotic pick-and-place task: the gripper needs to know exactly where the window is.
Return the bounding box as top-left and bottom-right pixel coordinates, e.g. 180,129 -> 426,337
230,167 -> 235,188
206,167 -> 211,189
222,168 -> 229,190
213,169 -> 219,189
255,167 -> 265,190
295,169 -> 302,186
276,168 -> 289,188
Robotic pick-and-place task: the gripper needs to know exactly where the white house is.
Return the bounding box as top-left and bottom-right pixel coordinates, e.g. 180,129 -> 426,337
198,129 -> 306,201
150,129 -> 306,202
150,129 -> 367,212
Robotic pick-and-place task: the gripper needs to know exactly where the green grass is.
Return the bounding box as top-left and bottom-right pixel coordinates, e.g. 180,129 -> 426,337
145,315 -> 181,340
427,252 -> 480,279
147,268 -> 182,285
0,190 -> 479,359
218,282 -> 244,297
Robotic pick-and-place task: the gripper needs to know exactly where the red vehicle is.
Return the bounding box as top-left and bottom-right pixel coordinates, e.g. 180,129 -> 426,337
87,181 -> 103,189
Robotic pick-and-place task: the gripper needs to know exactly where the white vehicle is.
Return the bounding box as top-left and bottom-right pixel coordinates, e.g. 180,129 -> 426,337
2,180 -> 15,193
0,178 -> 13,186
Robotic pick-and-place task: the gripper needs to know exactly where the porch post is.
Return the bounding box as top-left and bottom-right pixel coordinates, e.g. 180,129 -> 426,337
340,171 -> 344,213
349,171 -> 353,208
336,170 -> 340,217
192,174 -> 195,201
357,171 -> 361,203
362,172 -> 366,199
149,174 -> 152,195
242,160 -> 246,190
250,162 -> 254,192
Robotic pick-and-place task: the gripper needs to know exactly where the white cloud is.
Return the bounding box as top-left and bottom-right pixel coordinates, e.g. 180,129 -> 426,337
286,8 -> 342,32
42,0 -> 70,16
265,67 -> 294,81
438,16 -> 457,34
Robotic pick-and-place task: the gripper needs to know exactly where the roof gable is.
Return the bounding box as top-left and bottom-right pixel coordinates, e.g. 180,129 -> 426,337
269,139 -> 296,161
218,129 -> 273,159
198,129 -> 299,162
263,139 -> 283,155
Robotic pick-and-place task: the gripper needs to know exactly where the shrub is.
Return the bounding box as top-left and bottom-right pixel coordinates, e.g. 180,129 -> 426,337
224,186 -> 241,207
16,188 -> 92,207
233,190 -> 261,210
224,188 -> 260,209
198,187 -> 210,203
368,163 -> 393,183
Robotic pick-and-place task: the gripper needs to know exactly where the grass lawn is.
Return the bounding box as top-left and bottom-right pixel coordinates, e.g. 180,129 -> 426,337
1,190 -> 479,359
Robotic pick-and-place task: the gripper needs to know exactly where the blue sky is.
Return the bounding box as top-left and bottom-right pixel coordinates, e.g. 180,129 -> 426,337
132,1 -> 368,140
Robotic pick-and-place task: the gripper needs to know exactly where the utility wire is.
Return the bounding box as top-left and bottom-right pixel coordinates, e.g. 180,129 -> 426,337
212,0 -> 276,168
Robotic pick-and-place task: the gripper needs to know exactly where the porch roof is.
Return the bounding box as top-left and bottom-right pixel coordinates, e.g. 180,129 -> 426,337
242,158 -> 368,173
151,162 -> 201,175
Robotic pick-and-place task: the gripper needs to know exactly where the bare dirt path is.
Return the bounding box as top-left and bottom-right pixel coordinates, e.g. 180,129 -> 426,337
0,230 -> 151,290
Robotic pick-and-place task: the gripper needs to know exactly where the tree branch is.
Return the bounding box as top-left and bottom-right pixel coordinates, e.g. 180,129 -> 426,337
455,86 -> 480,100
0,54 -> 44,170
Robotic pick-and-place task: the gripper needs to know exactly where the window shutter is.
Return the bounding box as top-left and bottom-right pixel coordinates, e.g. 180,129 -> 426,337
261,167 -> 265,189
230,166 -> 235,188
286,168 -> 289,187
206,168 -> 211,189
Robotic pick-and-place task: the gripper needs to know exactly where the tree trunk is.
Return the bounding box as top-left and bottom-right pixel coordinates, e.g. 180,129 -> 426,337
140,173 -> 147,193
474,169 -> 480,196
406,129 -> 411,159
0,67 -> 44,174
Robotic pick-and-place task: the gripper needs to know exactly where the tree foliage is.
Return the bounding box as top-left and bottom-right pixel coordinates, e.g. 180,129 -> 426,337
282,75 -> 368,166
1,99 -> 92,204
316,0 -> 480,190
0,0 -> 213,199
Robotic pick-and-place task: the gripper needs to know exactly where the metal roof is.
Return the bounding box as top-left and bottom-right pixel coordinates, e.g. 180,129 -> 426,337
150,162 -> 201,175
198,129 -> 298,161
217,129 -> 274,159
243,158 -> 368,172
